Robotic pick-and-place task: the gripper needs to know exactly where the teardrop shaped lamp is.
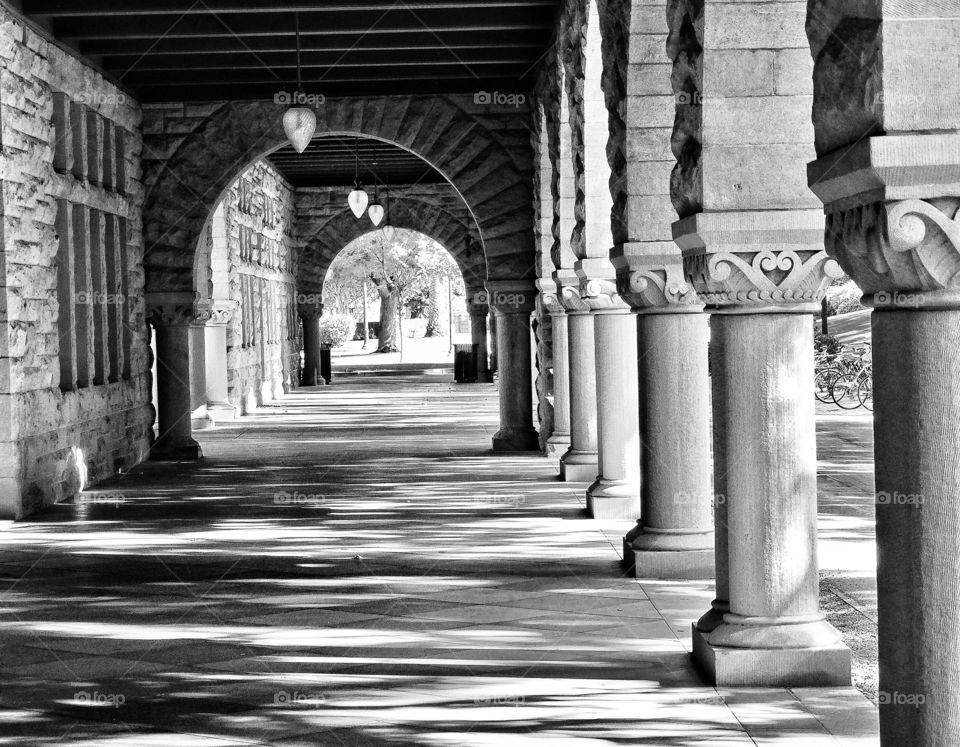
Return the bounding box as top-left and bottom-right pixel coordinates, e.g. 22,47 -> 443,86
348,186 -> 369,219
283,106 -> 316,154
368,201 -> 384,226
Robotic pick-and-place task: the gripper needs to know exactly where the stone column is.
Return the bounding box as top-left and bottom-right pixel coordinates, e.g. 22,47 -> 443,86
486,281 -> 539,451
467,301 -> 493,383
806,4 -> 960,737
809,134 -> 960,747
488,312 -> 498,376
558,285 -> 598,481
204,302 -> 238,422
298,302 -> 324,387
614,254 -> 715,578
676,212 -> 848,686
540,289 -> 570,455
581,280 -> 641,519
148,295 -> 210,461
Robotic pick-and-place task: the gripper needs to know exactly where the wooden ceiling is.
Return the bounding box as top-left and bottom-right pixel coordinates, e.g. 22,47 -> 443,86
20,0 -> 560,102
267,135 -> 445,189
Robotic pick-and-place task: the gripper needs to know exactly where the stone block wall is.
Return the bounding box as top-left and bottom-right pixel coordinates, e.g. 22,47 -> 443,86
214,161 -> 299,413
0,9 -> 151,519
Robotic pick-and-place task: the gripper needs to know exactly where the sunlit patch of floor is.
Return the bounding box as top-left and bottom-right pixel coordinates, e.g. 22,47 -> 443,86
0,374 -> 878,745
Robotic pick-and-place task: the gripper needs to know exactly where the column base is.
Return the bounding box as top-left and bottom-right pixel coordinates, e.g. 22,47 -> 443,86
586,478 -> 641,519
625,546 -> 715,579
492,427 -> 540,451
191,415 -> 214,431
545,431 -> 570,456
206,403 -> 237,422
559,449 -> 597,482
150,439 -> 203,462
691,623 -> 852,686
623,524 -> 715,578
477,370 -> 493,383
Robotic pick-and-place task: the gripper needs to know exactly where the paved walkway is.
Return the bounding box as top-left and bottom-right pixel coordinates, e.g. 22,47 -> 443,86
0,375 -> 878,745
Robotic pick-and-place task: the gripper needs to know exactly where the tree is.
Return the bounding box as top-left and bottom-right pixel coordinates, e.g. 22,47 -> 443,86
327,229 -> 464,354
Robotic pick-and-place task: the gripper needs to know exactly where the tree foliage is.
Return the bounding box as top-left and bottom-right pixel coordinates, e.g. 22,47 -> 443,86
323,229 -> 464,353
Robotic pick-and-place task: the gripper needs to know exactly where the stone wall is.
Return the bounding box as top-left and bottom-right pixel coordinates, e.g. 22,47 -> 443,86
0,10 -> 151,518
214,161 -> 299,413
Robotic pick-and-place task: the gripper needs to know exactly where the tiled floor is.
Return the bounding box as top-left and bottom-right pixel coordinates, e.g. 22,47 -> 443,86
0,374 -> 879,745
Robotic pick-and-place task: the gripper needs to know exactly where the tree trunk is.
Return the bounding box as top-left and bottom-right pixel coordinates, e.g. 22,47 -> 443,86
424,277 -> 447,337
377,284 -> 401,352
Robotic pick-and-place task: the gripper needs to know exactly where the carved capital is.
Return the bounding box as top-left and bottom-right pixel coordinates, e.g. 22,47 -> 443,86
208,300 -> 239,326
484,280 -> 536,315
559,284 -> 590,313
147,293 -> 211,327
675,210 -> 841,310
297,301 -> 324,321
580,278 -> 631,312
825,197 -> 960,309
612,248 -> 703,311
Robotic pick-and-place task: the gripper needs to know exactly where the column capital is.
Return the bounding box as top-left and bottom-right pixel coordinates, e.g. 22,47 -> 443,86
483,280 -> 536,314
466,287 -> 490,317
558,283 -> 590,313
612,244 -> 704,314
808,133 -> 960,310
580,278 -> 632,313
536,278 -> 564,314
206,300 -> 239,326
827,198 -> 960,310
674,211 -> 843,313
147,292 -> 211,327
297,301 -> 323,320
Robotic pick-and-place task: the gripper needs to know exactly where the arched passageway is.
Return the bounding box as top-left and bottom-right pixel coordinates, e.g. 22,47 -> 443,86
1,0 -> 957,743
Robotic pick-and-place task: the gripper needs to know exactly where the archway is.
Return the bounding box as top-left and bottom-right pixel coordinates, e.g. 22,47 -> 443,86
142,96 -> 536,301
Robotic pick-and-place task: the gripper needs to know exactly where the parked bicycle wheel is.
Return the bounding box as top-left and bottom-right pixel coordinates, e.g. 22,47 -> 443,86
832,373 -> 862,409
857,375 -> 873,411
815,368 -> 841,404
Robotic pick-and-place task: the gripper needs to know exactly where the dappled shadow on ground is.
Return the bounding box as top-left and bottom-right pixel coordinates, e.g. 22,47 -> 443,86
0,376 -> 877,744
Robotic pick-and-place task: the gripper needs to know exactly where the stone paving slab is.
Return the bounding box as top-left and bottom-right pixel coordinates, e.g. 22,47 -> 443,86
0,374 -> 878,744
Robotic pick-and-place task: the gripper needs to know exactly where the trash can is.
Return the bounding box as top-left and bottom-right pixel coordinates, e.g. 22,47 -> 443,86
454,343 -> 478,383
319,347 -> 332,384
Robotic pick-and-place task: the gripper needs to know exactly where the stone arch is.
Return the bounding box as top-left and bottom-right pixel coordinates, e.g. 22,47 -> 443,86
142,95 -> 535,300
295,192 -> 484,299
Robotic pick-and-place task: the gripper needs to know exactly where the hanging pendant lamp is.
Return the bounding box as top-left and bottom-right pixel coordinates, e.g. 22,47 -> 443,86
282,12 -> 316,153
368,198 -> 384,226
381,189 -> 396,241
348,137 -> 368,218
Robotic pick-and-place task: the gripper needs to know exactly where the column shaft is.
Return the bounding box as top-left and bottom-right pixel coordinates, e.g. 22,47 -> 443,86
491,310 -> 539,451
204,324 -> 235,421
152,323 -> 202,460
873,309 -> 960,745
470,312 -> 492,382
560,311 -> 598,481
546,311 -> 571,453
693,312 -> 849,686
586,311 -> 641,518
624,312 -> 714,577
300,316 -> 322,386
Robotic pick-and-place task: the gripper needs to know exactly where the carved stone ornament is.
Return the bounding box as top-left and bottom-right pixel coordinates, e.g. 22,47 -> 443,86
208,300 -> 239,326
825,197 -> 960,307
616,251 -> 702,311
675,210 -> 842,310
297,302 -> 324,321
580,278 -> 631,312
559,283 -> 590,313
147,293 -> 212,327
684,248 -> 844,308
